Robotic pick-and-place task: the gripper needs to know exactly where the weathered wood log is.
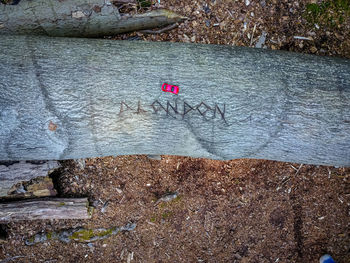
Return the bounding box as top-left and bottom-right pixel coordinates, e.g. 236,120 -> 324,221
0,0 -> 186,37
0,161 -> 59,198
0,198 -> 92,222
0,35 -> 349,166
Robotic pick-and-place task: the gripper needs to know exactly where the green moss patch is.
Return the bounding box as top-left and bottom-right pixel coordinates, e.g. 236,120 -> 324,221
69,229 -> 95,242
305,0 -> 350,28
161,211 -> 173,219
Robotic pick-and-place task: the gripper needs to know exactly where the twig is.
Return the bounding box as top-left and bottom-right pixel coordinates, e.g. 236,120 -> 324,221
250,24 -> 256,47
227,10 -> 234,18
293,36 -> 313,41
139,23 -> 178,34
294,164 -> 303,175
278,164 -> 303,189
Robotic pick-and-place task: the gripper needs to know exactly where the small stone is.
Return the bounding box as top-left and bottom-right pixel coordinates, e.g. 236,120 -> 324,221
147,155 -> 161,160
155,192 -> 179,205
243,21 -> 248,31
75,159 -> 85,170
183,34 -> 190,43
245,0 -> 250,6
203,5 -> 210,14
233,253 -> 242,260
255,31 -> 267,48
205,20 -> 210,27
101,201 -> 109,213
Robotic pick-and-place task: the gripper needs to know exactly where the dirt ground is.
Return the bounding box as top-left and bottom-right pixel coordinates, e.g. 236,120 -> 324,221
1,0 -> 350,263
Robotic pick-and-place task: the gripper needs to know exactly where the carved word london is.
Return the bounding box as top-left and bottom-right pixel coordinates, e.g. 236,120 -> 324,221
118,100 -> 228,125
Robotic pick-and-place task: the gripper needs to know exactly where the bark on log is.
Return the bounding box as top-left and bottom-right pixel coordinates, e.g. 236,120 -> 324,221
0,198 -> 92,222
0,161 -> 59,198
0,35 -> 349,166
0,0 -> 186,37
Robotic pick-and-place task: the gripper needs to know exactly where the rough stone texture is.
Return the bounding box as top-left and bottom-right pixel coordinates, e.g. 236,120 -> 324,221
0,198 -> 92,222
0,0 -> 185,37
0,35 -> 349,166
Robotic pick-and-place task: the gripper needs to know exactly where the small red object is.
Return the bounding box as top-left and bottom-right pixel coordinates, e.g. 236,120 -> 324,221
162,83 -> 179,94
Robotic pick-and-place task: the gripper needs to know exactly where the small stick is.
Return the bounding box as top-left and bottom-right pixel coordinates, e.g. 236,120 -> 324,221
139,23 -> 178,34
250,24 -> 256,47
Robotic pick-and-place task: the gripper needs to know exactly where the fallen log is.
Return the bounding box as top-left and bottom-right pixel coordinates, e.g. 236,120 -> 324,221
0,161 -> 59,198
0,35 -> 349,166
0,0 -> 186,37
0,198 -> 92,222
25,223 -> 136,245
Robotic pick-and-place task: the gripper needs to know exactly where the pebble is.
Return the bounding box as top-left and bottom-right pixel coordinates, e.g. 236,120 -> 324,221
243,21 -> 248,31
183,34 -> 190,43
147,155 -> 161,160
155,192 -> 179,205
203,5 -> 210,14
75,159 -> 85,170
255,31 -> 267,48
101,201 -> 109,213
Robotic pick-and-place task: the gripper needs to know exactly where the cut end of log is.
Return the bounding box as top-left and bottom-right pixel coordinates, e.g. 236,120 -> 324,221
0,161 -> 60,198
7,176 -> 57,198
